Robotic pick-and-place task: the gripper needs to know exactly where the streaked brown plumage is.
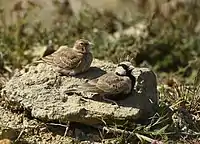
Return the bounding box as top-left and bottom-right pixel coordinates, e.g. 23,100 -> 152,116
66,61 -> 135,104
41,39 -> 93,76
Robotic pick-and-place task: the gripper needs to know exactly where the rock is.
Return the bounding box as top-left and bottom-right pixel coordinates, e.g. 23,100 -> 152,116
2,59 -> 158,126
119,68 -> 158,117
0,105 -> 76,143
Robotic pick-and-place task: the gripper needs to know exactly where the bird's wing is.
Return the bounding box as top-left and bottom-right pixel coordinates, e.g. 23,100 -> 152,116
79,82 -> 104,93
66,73 -> 131,96
82,52 -> 93,72
42,46 -> 83,70
95,73 -> 131,95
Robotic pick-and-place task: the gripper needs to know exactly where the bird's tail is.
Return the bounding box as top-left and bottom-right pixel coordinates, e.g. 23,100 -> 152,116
65,83 -> 101,94
30,59 -> 44,66
79,83 -> 101,93
64,88 -> 80,94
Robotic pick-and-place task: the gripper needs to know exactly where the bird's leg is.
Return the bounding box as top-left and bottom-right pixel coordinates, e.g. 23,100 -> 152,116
68,70 -> 77,76
102,95 -> 118,106
54,67 -> 66,75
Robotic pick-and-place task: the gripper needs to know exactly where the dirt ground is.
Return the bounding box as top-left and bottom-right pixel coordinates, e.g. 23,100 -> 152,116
0,101 -> 72,143
0,97 -> 108,144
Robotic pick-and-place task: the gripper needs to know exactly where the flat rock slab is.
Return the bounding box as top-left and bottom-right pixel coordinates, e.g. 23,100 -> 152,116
2,59 -> 158,126
0,105 -> 100,143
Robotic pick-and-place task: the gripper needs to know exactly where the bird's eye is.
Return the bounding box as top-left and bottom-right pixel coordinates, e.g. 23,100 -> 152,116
118,64 -> 128,70
79,42 -> 84,46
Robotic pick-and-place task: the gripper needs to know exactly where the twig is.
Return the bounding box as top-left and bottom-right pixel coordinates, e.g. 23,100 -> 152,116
47,122 -> 70,137
15,128 -> 25,142
179,132 -> 200,136
94,125 -> 133,136
47,122 -> 69,128
63,121 -> 70,137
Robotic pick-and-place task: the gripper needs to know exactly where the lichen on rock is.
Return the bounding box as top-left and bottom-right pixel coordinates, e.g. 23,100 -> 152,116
2,59 -> 158,126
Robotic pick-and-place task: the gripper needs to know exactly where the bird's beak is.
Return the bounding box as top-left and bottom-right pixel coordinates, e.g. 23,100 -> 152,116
128,65 -> 135,71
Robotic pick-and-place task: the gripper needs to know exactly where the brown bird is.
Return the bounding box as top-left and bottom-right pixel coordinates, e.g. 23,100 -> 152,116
42,40 -> 56,57
41,39 -> 93,76
66,61 -> 135,104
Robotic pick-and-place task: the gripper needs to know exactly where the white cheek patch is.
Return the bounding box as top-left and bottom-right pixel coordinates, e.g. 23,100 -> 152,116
115,66 -> 127,76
